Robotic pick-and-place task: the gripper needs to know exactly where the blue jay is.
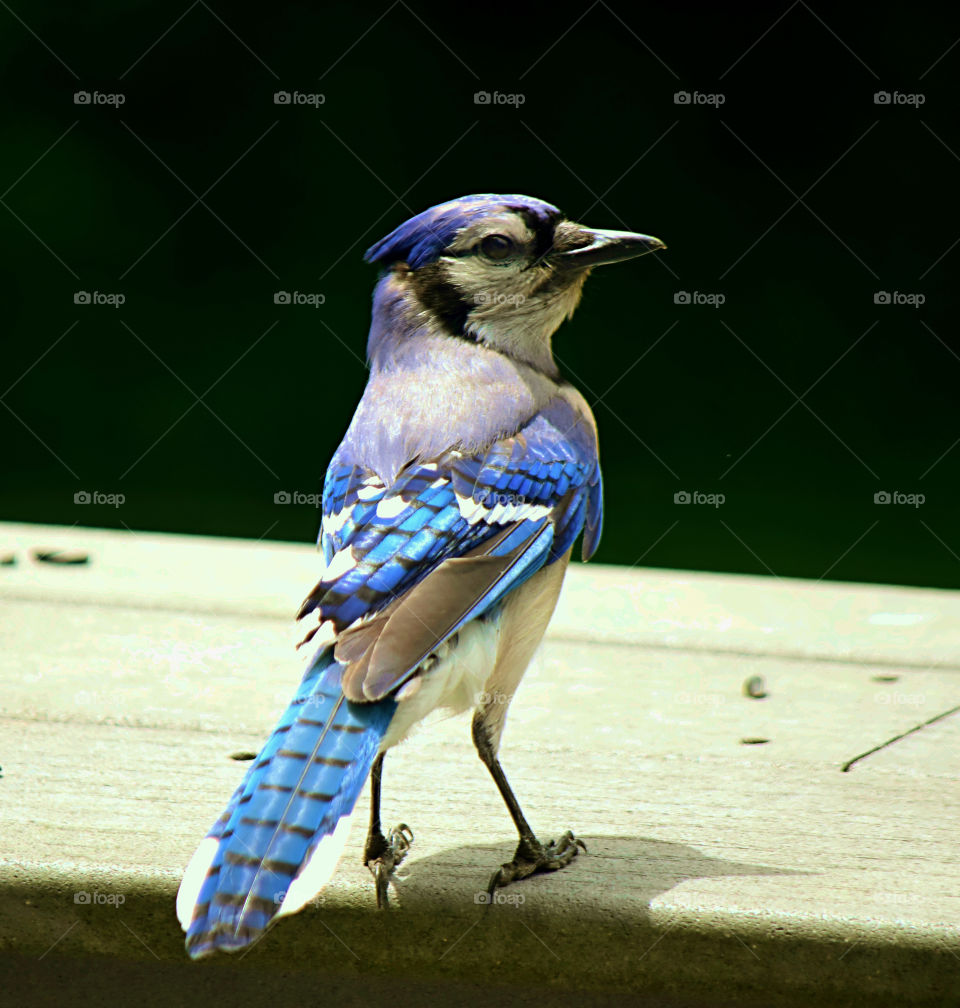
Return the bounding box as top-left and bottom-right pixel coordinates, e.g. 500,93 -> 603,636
177,193 -> 665,958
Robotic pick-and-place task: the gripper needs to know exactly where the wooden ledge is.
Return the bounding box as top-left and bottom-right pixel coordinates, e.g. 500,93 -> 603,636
1,521 -> 957,1006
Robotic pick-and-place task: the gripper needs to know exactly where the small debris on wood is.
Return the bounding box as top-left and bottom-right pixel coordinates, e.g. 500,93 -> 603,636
229,751 -> 257,761
32,549 -> 90,565
740,737 -> 770,745
743,675 -> 768,699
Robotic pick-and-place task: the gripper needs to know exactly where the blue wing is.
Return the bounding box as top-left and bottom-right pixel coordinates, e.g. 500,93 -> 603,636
297,398 -> 602,687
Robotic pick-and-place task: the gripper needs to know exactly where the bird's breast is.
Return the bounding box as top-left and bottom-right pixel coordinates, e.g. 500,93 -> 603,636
378,611 -> 501,749
344,335 -> 558,483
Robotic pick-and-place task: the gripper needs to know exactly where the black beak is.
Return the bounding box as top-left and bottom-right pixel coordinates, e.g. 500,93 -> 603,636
550,224 -> 666,271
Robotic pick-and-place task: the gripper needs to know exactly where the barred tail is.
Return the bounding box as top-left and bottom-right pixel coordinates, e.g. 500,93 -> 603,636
177,645 -> 396,959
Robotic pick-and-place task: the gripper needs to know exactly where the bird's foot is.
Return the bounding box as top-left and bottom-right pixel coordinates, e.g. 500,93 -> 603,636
486,830 -> 586,898
364,823 -> 414,908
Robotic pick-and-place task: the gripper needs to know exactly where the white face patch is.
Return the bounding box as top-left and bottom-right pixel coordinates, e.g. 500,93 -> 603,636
432,210 -> 588,376
445,212 -> 536,258
441,215 -> 537,309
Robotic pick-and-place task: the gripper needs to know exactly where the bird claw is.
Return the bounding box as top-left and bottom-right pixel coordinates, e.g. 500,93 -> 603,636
485,830 -> 585,900
365,823 -> 414,908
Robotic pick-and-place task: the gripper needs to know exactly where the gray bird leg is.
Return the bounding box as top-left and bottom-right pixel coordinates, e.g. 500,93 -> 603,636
362,753 -> 413,908
471,710 -> 585,898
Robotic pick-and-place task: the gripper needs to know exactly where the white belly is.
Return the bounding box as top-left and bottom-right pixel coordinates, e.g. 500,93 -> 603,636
379,613 -> 501,750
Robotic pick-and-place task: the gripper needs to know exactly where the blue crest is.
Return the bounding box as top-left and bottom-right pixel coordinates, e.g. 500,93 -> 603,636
364,194 -> 562,269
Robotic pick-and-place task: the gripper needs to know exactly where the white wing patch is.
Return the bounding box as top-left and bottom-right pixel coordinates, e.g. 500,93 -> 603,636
455,490 -> 551,527
322,508 -> 353,541
324,547 -> 357,581
322,477 -> 384,545
375,495 -> 408,520
356,481 -> 383,501
455,490 -> 488,525
489,500 -> 551,524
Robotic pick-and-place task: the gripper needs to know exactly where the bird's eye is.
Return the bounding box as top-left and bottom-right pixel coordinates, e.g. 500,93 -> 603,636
479,234 -> 516,261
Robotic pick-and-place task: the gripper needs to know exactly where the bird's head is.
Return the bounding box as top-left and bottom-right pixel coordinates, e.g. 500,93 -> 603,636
364,194 -> 665,375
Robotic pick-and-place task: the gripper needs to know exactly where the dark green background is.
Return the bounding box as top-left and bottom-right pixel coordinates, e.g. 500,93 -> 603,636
2,3 -> 957,587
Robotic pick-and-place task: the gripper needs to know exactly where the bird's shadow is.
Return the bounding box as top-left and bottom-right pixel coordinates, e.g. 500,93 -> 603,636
221,831 -> 814,1004
386,831 -> 809,920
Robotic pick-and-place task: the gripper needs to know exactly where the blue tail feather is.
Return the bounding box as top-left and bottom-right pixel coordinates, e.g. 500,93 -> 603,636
183,645 -> 396,959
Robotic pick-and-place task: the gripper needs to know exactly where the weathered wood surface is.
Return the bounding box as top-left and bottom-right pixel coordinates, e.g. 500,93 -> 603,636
1,521 -> 958,1007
